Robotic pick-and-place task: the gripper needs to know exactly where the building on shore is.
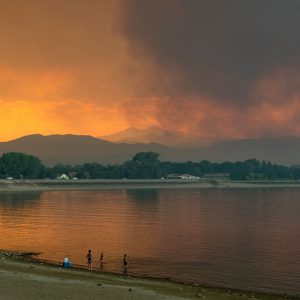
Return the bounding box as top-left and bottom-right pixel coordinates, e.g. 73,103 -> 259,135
167,174 -> 200,180
57,173 -> 69,180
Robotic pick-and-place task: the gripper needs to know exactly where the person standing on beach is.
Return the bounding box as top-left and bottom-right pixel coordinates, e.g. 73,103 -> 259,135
100,252 -> 104,270
86,249 -> 93,270
123,254 -> 128,276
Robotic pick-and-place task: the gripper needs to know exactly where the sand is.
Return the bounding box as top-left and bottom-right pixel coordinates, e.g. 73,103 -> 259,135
0,252 -> 297,300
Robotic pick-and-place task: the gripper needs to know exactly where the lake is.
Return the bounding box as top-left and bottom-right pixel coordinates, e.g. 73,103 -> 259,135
0,188 -> 299,295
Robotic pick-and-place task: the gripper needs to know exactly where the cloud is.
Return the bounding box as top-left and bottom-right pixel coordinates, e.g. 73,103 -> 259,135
0,0 -> 300,141
0,67 -> 73,101
0,98 -> 128,141
122,91 -> 300,139
0,0 -> 142,103
118,0 -> 300,103
0,0 -> 119,68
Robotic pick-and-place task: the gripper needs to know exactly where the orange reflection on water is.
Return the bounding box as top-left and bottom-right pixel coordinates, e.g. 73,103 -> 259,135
0,189 -> 299,294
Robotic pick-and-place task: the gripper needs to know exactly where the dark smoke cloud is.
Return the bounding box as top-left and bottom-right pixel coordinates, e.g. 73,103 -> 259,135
118,0 -> 300,104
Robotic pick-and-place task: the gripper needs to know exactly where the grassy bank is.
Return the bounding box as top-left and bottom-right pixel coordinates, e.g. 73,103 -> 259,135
1,179 -> 300,192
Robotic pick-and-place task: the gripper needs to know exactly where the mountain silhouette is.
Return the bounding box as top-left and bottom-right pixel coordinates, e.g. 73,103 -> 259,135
1,134 -> 300,166
0,134 -> 175,165
100,126 -> 212,148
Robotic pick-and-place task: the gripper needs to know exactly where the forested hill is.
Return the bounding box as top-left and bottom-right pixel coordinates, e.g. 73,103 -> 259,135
1,151 -> 300,180
1,134 -> 300,166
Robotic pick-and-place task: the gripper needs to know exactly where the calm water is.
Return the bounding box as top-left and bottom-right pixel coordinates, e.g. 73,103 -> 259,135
0,188 -> 299,295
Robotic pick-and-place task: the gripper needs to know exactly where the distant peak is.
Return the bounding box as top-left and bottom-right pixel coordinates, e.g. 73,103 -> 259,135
101,126 -> 164,138
147,125 -> 163,130
9,134 -> 45,141
125,126 -> 164,132
6,133 -> 101,143
125,127 -> 140,132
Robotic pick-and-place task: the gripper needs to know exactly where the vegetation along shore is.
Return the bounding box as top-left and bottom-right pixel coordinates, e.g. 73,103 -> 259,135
1,151 -> 300,181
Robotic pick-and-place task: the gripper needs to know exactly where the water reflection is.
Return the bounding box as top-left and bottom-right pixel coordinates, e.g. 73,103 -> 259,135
126,189 -> 159,203
0,188 -> 299,294
0,192 -> 41,217
0,191 -> 42,207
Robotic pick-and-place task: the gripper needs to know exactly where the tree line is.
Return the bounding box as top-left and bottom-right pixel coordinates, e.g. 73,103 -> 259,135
1,151 -> 300,180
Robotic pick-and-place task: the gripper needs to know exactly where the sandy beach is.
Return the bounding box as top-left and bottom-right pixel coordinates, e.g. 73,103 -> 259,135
0,251 -> 296,300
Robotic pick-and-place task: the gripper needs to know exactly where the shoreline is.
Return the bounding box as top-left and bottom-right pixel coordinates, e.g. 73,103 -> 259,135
0,250 -> 298,300
2,179 -> 300,192
1,184 -> 299,299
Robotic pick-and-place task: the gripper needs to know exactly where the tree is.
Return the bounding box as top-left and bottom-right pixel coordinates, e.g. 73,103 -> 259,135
198,160 -> 214,174
123,152 -> 163,179
82,163 -> 106,179
132,152 -> 160,164
0,152 -> 45,179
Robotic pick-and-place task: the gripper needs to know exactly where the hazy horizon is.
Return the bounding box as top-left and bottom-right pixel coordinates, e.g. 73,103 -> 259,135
1,126 -> 300,144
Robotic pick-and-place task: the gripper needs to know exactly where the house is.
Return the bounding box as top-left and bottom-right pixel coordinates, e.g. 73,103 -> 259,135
57,173 -> 69,180
203,173 -> 230,180
167,174 -> 200,180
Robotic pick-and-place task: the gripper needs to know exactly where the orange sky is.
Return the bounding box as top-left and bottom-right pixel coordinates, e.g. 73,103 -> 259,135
0,0 -> 299,142
0,0 -> 134,140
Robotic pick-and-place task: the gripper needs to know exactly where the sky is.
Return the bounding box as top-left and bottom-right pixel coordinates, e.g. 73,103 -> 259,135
0,0 -> 300,141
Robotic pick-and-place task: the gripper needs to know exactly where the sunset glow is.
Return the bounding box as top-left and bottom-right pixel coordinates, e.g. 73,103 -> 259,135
1,0 -> 300,141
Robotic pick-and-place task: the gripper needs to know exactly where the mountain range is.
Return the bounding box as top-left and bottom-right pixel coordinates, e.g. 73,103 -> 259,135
100,126 -> 213,148
0,132 -> 300,166
0,134 -> 176,165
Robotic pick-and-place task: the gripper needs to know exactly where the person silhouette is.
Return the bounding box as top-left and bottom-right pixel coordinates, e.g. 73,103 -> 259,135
86,249 -> 93,270
123,254 -> 128,276
100,252 -> 104,270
